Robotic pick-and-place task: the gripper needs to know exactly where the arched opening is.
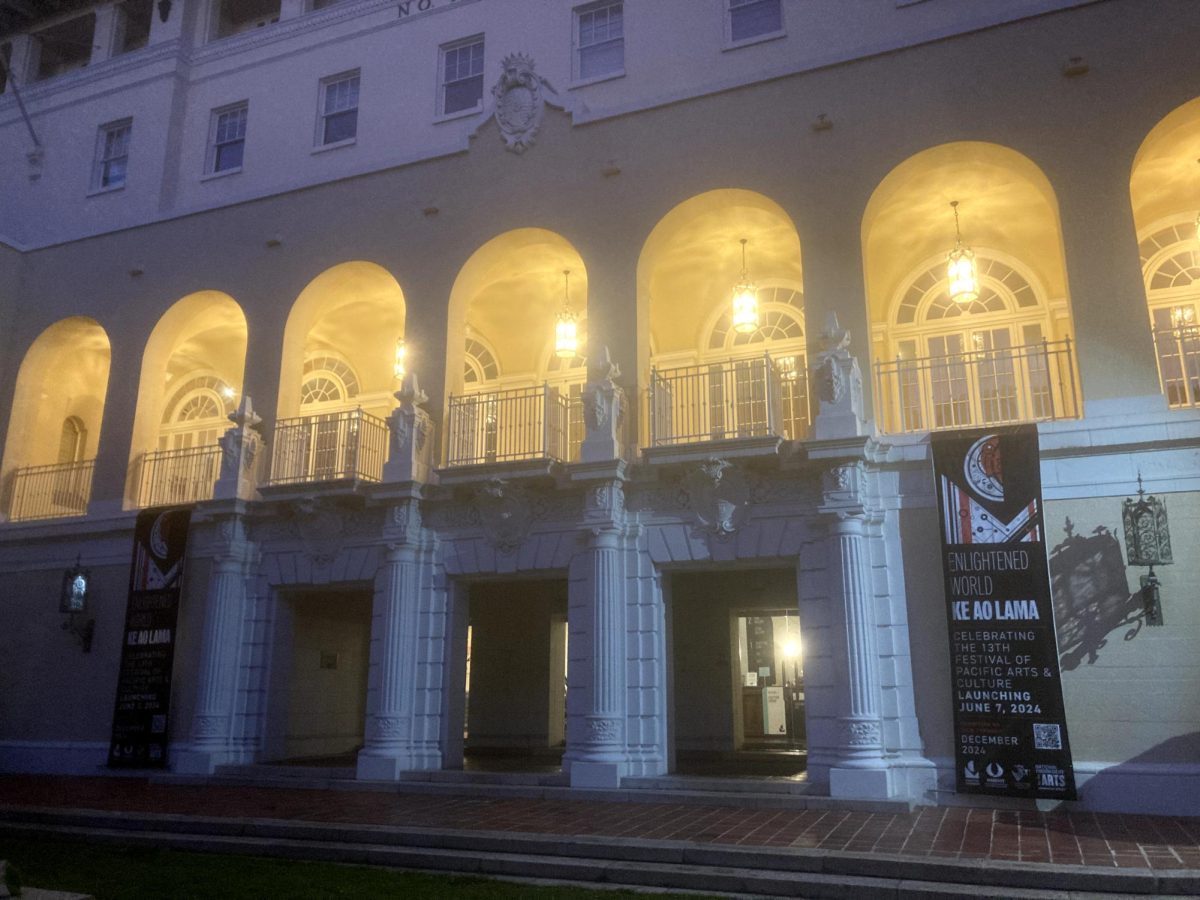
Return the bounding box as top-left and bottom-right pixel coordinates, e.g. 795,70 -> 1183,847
274,262 -> 406,484
2,318 -> 111,521
444,229 -> 587,466
1130,97 -> 1200,409
636,190 -> 808,448
129,292 -> 247,506
863,142 -> 1080,433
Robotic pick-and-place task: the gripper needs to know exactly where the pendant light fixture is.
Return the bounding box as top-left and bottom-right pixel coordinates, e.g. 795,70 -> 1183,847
731,238 -> 759,334
946,200 -> 979,305
555,269 -> 578,359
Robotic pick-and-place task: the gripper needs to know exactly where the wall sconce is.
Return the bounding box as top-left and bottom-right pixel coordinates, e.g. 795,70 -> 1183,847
60,558 -> 95,652
157,0 -> 173,24
1122,473 -> 1173,626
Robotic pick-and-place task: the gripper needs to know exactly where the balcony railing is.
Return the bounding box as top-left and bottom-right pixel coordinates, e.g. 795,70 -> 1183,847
446,385 -> 571,466
270,407 -> 388,485
648,353 -> 810,447
1154,326 -> 1200,409
874,338 -> 1079,434
7,459 -> 95,522
138,445 -> 222,507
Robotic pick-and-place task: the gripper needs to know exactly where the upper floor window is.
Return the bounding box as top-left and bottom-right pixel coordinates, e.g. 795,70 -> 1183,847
211,0 -> 280,40
92,119 -> 132,191
208,103 -> 248,174
727,0 -> 783,46
318,71 -> 359,145
440,36 -> 484,116
114,0 -> 153,55
575,1 -> 623,82
33,14 -> 95,80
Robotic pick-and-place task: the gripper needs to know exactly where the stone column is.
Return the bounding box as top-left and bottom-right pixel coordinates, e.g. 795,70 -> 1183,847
357,499 -> 431,779
565,478 -> 628,788
820,462 -> 892,799
174,517 -> 257,774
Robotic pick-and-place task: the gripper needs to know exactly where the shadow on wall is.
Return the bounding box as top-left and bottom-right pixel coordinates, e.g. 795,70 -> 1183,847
1061,733 -> 1200,816
1049,518 -> 1146,672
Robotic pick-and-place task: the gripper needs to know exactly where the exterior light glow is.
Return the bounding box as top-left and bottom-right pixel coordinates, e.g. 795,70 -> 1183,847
394,338 -> 407,381
732,238 -> 759,334
555,269 -> 578,359
946,200 -> 979,305
221,385 -> 235,400
778,355 -> 799,381
782,638 -> 801,659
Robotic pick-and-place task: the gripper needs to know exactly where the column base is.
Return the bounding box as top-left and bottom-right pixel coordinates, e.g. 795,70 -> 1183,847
830,765 -> 894,800
569,761 -> 622,789
356,752 -> 409,781
172,748 -> 224,775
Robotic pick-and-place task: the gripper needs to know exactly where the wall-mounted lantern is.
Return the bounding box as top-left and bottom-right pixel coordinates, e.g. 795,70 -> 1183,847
1122,473 -> 1172,626
60,557 -> 95,652
157,0 -> 172,24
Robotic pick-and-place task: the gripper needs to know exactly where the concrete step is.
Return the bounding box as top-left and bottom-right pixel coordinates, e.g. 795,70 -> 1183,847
1,806 -> 1196,898
623,775 -> 812,795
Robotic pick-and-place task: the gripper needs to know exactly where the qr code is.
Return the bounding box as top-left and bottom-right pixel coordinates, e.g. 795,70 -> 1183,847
1033,723 -> 1061,750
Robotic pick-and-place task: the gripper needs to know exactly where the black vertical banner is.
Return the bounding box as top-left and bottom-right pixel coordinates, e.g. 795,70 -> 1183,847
108,507 -> 191,768
932,425 -> 1076,800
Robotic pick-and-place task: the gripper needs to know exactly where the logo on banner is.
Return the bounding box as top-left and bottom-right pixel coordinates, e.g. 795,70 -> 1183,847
941,432 -> 1041,545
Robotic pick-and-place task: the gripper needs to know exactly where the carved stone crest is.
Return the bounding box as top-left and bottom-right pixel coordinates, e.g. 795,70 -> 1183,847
684,457 -> 750,537
492,52 -> 556,154
292,500 -> 345,569
474,478 -> 533,553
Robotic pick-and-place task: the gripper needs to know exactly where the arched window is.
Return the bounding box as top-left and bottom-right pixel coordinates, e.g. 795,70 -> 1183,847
1139,222 -> 1200,407
463,338 -> 500,385
57,416 -> 87,465
158,375 -> 235,450
300,355 -> 360,406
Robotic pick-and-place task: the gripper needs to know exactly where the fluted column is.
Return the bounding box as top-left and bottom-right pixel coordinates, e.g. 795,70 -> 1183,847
818,461 -> 893,799
565,476 -> 629,788
174,516 -> 256,774
357,499 -> 429,779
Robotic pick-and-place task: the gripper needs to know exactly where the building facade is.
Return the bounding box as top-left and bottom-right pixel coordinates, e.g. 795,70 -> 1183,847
0,0 -> 1197,814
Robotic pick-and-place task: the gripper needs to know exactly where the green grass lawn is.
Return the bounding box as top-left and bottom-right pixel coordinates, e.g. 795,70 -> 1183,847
1,835 -> 716,899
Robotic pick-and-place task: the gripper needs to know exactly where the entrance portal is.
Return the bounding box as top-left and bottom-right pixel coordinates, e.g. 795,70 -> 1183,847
267,588 -> 371,766
459,579 -> 567,773
670,569 -> 806,778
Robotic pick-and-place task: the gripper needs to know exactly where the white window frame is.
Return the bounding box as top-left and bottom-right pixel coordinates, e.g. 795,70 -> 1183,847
90,118 -> 132,193
573,1 -> 624,86
205,101 -> 248,176
437,35 -> 485,120
724,0 -> 785,50
316,70 -> 360,149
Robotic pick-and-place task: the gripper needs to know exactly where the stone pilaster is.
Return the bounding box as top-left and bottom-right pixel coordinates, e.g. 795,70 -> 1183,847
174,516 -> 257,774
356,498 -> 434,779
213,395 -> 264,502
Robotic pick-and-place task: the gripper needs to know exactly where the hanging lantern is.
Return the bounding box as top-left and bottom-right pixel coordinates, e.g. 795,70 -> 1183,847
393,338 -> 407,381
946,200 -> 979,305
555,269 -> 578,359
732,238 -> 759,334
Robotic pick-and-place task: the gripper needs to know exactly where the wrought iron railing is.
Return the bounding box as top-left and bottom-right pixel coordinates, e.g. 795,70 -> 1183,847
648,352 -> 810,447
1153,326 -> 1200,409
270,407 -> 388,485
138,445 -> 222,507
7,459 -> 95,522
874,338 -> 1079,434
446,384 -> 571,466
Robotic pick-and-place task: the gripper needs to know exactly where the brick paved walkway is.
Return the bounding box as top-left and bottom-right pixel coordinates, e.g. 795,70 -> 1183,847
2,775 -> 1199,872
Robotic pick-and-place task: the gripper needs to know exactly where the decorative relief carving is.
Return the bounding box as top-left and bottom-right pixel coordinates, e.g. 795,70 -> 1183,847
683,457 -> 750,537
389,500 -> 422,543
586,482 -> 625,519
583,384 -> 609,430
371,716 -> 408,739
474,478 -> 534,554
492,52 -> 557,154
192,716 -> 223,738
292,500 -> 345,569
842,719 -> 882,748
585,716 -> 622,743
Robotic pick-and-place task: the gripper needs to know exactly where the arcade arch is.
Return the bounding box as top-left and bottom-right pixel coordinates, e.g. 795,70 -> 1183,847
128,292 -> 247,506
862,142 -> 1078,432
637,190 -> 808,447
1130,97 -> 1200,409
444,229 -> 587,465
1,318 -> 111,521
